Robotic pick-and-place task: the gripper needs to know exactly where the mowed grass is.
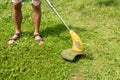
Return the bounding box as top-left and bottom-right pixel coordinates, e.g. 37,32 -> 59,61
0,0 -> 120,80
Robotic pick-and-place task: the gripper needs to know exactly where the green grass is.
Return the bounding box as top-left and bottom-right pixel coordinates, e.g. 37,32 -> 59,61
0,0 -> 120,80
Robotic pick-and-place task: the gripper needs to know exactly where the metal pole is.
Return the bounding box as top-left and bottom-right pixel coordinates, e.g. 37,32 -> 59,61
46,0 -> 71,31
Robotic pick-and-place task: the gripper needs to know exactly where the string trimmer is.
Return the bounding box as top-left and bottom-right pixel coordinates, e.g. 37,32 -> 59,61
46,0 -> 84,61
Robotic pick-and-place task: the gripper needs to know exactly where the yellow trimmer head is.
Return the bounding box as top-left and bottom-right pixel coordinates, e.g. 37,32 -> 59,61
61,30 -> 84,61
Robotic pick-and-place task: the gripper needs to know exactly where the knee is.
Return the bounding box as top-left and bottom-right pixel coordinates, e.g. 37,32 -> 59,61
13,2 -> 22,10
32,3 -> 41,11
12,0 -> 22,4
32,0 -> 41,6
33,5 -> 41,12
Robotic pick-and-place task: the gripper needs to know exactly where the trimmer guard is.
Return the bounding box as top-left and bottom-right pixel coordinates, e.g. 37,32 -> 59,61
61,48 -> 84,61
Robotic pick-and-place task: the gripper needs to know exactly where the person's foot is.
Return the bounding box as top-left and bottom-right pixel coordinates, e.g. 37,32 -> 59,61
34,33 -> 44,45
8,33 -> 22,45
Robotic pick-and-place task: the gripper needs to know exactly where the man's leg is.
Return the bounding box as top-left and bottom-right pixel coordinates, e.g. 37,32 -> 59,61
32,0 -> 44,44
13,2 -> 22,33
8,1 -> 22,44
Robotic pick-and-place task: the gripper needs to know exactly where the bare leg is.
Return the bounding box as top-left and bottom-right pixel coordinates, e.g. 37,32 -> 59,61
32,2 -> 41,34
32,2 -> 44,44
13,2 -> 22,33
8,2 -> 22,44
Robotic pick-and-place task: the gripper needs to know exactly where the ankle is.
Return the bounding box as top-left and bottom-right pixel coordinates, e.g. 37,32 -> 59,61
34,32 -> 39,35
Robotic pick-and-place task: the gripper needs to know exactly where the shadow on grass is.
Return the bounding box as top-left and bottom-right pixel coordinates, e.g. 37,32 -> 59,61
96,0 -> 120,7
23,24 -> 87,38
72,52 -> 94,63
42,24 -> 67,37
41,24 -> 87,38
22,24 -> 67,38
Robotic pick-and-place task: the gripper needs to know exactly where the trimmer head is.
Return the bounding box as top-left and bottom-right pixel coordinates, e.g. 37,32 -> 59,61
61,30 -> 84,61
61,48 -> 84,61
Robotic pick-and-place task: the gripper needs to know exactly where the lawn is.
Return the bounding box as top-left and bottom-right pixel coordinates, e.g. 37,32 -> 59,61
0,0 -> 120,80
